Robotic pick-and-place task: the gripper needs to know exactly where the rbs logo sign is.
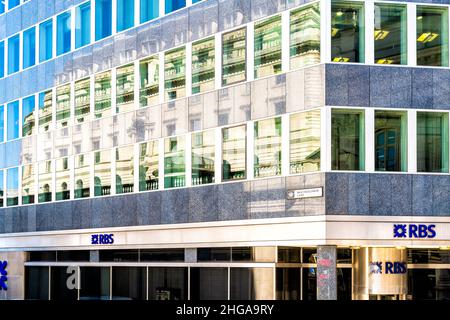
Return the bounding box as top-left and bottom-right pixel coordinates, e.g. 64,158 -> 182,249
0,260 -> 7,291
393,224 -> 436,239
91,233 -> 114,245
370,261 -> 407,275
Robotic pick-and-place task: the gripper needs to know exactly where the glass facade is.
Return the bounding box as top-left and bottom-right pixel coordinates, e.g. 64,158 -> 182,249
254,117 -> 282,178
75,78 -> 91,123
7,100 -> 19,141
6,167 -> 18,206
192,38 -> 215,94
94,150 -> 111,196
164,136 -> 185,188
140,0 -> 159,23
39,19 -> 53,62
222,125 -> 246,181
38,90 -> 52,132
222,28 -> 246,86
117,0 -> 135,32
116,64 -> 135,113
139,55 -> 159,107
332,109 -> 365,171
96,0 -> 113,41
55,157 -> 70,200
139,141 -> 159,191
374,4 -> 407,65
38,160 -> 52,203
192,130 -> 214,185
417,6 -> 449,67
417,112 -> 449,173
75,2 -> 91,49
7,34 -> 20,74
56,84 -> 71,127
165,47 -> 186,101
331,1 -> 365,63
75,153 -> 90,198
23,27 -> 36,69
254,15 -> 282,79
95,71 -> 112,118
22,95 -> 35,137
57,11 -> 72,56
165,0 -> 186,14
0,41 -> 4,78
290,110 -> 321,174
116,145 -> 134,194
290,3 -> 320,69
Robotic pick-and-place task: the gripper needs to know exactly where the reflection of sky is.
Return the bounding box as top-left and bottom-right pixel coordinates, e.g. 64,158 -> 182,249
0,170 -> 3,191
7,167 -> 18,190
22,96 -> 35,123
0,106 -> 4,142
7,101 -> 19,140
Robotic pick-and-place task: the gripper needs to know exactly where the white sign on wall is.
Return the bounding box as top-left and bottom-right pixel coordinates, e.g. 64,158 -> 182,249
287,188 -> 323,200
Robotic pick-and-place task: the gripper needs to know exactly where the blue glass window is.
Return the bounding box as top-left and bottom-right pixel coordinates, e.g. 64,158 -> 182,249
76,2 -> 91,49
57,11 -> 72,56
0,105 -> 4,142
192,0 -> 203,3
22,95 -> 35,137
39,19 -> 53,62
117,0 -> 134,32
140,0 -> 158,23
6,167 -> 18,206
0,41 -> 4,78
7,34 -> 20,74
23,27 -> 36,69
7,100 -> 19,141
8,0 -> 19,10
165,0 -> 186,14
0,0 -> 4,14
95,0 -> 112,41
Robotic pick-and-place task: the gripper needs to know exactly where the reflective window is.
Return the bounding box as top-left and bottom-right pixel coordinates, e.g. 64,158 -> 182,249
95,0 -> 113,41
165,47 -> 186,101
332,109 -> 365,171
164,136 -> 185,188
139,55 -> 159,107
56,157 -> 70,200
75,153 -> 90,198
94,150 -> 111,196
7,100 -> 19,141
290,110 -> 321,173
76,1 -> 91,49
112,267 -> 146,300
222,125 -> 246,181
254,117 -> 282,178
222,28 -> 246,86
148,267 -> 188,300
117,0 -> 135,32
375,111 -> 407,172
116,145 -> 134,194
417,112 -> 449,173
8,0 -> 19,10
57,11 -> 72,56
254,15 -> 282,79
95,71 -> 112,118
0,1 -> 4,14
140,0 -> 159,23
7,34 -> 20,74
276,268 -> 300,300
290,3 -> 321,69
231,268 -> 274,300
0,41 -> 4,78
56,84 -> 71,127
139,140 -> 159,191
190,268 -> 228,300
116,64 -> 135,113
331,1 -> 365,63
374,4 -> 407,65
22,95 -> 36,137
38,90 -> 53,132
25,267 -> 49,300
38,160 -> 52,203
165,0 -> 185,14
23,27 -> 36,69
192,38 -> 215,94
417,6 -> 449,67
39,19 -> 53,62
0,105 -> 4,142
0,170 -> 3,207
50,266 -> 77,300
6,167 -> 18,206
75,78 -> 91,123
192,130 -> 215,185
80,267 -> 110,300
22,164 -> 35,204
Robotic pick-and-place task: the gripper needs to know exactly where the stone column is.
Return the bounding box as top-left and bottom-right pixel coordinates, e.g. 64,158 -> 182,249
316,245 -> 337,300
185,248 -> 197,263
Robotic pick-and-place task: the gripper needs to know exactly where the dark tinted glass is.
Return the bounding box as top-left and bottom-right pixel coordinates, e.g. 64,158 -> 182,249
50,266 -> 78,300
57,250 -> 90,262
112,267 -> 147,300
28,251 -> 57,262
140,249 -> 185,262
197,248 -> 231,262
99,250 -> 139,262
25,266 -> 49,300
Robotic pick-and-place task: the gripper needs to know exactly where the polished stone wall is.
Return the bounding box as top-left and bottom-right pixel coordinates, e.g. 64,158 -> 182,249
317,245 -> 337,300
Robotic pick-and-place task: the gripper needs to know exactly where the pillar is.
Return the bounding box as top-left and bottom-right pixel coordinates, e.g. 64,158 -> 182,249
316,245 -> 337,300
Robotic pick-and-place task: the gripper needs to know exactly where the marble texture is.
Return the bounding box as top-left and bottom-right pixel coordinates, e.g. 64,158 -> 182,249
317,245 -> 337,300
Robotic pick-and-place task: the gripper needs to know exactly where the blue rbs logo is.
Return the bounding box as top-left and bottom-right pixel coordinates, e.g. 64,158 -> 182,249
393,224 -> 436,239
0,260 -> 7,291
91,233 -> 114,245
370,261 -> 407,275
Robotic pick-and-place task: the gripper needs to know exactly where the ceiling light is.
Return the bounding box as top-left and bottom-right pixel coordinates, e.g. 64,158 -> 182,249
374,29 -> 390,41
417,32 -> 439,43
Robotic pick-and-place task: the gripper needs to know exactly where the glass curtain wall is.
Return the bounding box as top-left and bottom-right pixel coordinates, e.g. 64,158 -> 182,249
23,27 -> 36,69
254,15 -> 282,79
331,1 -> 365,63
192,38 -> 215,94
222,125 -> 246,181
56,84 -> 71,127
0,170 -> 3,207
57,11 -> 72,56
417,112 -> 449,173
222,28 -> 246,86
290,3 -> 320,69
22,95 -> 36,137
39,90 -> 53,132
75,78 -> 91,123
38,160 -> 52,203
0,41 -> 4,78
8,34 -> 20,74
75,1 -> 91,49
117,0 -> 135,32
75,153 -> 90,198
39,19 -> 53,62
139,55 -> 159,107
55,157 -> 70,200
116,64 -> 135,113
140,0 -> 159,23
96,0 -> 113,41
332,109 -> 365,171
7,101 -> 19,141
290,110 -> 321,173
165,47 -> 186,101
417,6 -> 449,67
94,150 -> 112,196
254,117 -> 282,178
192,130 -> 215,185
95,71 -> 112,118
22,164 -> 35,204
139,141 -> 159,191
116,145 -> 134,194
375,111 -> 407,172
0,105 -> 3,142
374,4 -> 407,65
164,136 -> 185,188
